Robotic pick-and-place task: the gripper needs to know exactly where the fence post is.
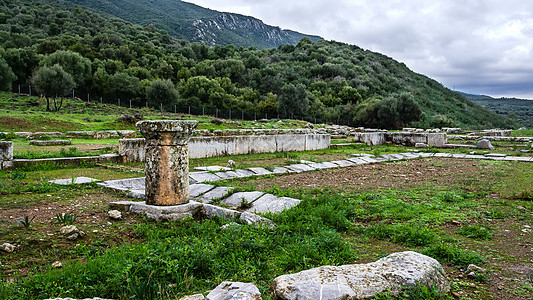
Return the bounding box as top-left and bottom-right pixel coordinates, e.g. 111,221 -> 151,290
118,98 -> 120,106
129,99 -> 132,108
18,84 -> 20,95
202,106 -> 205,115
241,111 -> 244,120
254,111 -> 256,121
146,101 -> 148,108
100,97 -> 103,104
72,89 -> 75,99
229,109 -> 231,120
174,105 -> 176,114
216,108 -> 218,118
29,85 -> 31,96
188,106 -> 191,115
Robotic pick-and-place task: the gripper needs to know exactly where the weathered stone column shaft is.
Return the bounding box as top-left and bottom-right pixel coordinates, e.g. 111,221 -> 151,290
136,120 -> 197,206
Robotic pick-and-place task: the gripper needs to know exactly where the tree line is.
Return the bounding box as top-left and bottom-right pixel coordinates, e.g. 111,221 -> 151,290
0,0 -> 518,129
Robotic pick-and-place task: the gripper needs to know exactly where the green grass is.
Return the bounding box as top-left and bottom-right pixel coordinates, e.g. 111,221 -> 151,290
456,225 -> 493,240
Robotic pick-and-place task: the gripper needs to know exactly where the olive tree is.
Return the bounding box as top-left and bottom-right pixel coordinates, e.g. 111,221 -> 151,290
0,57 -> 16,91
146,79 -> 179,108
32,64 -> 75,111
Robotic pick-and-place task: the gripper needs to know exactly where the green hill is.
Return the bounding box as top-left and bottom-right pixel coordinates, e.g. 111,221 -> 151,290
0,0 -> 518,130
62,0 -> 323,49
460,92 -> 533,126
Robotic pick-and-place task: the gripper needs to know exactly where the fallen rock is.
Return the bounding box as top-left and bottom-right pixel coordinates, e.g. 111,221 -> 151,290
415,143 -> 428,148
477,139 -> 495,150
226,160 -> 236,168
206,281 -> 261,300
239,212 -> 275,228
1,242 -> 15,253
272,251 -> 449,300
467,264 -> 487,274
60,225 -> 85,240
108,210 -> 122,220
51,261 -> 62,268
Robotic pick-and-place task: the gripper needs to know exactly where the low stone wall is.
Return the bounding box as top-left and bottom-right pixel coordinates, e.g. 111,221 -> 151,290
0,141 -> 13,170
355,132 -> 447,147
4,154 -> 122,170
4,130 -> 137,140
120,134 -> 331,162
29,140 -> 72,146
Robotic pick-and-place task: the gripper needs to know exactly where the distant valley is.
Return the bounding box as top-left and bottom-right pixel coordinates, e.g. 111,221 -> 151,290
460,92 -> 533,126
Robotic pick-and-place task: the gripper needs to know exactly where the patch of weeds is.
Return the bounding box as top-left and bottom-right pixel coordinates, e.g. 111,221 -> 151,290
275,151 -> 299,159
361,223 -> 439,247
511,190 -> 533,201
456,225 -> 492,240
482,208 -> 508,219
10,172 -> 26,180
264,166 -> 275,172
238,198 -> 252,209
374,284 -> 452,299
422,242 -> 485,267
56,212 -> 78,226
16,214 -> 36,230
435,192 -> 464,203
471,272 -> 488,283
129,276 -> 160,300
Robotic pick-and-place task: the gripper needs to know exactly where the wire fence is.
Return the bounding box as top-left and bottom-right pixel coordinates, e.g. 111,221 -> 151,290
11,84 -> 352,126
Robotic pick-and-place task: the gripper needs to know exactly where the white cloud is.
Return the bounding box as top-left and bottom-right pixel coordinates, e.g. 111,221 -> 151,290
185,0 -> 533,98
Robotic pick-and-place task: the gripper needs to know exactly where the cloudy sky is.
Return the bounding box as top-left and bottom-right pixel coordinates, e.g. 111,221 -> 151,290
185,0 -> 533,99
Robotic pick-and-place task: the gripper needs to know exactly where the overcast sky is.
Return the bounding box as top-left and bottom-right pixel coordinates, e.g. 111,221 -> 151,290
185,0 -> 533,99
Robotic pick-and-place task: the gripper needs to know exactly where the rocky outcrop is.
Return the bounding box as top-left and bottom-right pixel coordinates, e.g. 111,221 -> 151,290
272,251 -> 449,300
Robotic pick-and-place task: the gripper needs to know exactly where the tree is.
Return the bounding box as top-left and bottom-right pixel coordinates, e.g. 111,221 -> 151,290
0,56 -> 16,91
41,50 -> 92,87
394,92 -> 422,128
31,64 -> 75,111
109,72 -> 142,101
146,79 -> 179,108
278,83 -> 309,118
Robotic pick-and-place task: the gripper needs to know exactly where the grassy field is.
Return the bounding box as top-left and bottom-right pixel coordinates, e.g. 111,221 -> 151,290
1,91 -> 532,299
0,145 -> 532,299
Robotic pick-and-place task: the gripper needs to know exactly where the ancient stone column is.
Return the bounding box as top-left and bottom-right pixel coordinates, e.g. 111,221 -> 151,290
136,120 -> 198,206
0,141 -> 13,170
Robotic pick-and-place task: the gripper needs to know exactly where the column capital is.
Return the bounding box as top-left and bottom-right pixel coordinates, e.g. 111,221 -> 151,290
136,120 -> 198,146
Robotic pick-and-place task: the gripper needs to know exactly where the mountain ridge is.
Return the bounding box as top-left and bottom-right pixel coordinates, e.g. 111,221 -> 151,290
63,0 -> 323,49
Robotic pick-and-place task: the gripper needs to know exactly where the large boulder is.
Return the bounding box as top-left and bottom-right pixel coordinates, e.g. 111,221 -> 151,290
272,251 -> 449,300
477,139 -> 495,150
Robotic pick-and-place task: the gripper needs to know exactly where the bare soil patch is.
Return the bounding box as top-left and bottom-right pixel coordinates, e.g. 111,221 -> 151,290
248,158 -> 485,193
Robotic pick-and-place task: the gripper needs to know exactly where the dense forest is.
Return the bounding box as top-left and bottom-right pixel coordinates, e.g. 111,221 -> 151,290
0,0 -> 518,129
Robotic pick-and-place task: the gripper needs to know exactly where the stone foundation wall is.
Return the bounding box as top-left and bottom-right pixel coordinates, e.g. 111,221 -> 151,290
120,134 -> 331,162
355,132 -> 447,147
